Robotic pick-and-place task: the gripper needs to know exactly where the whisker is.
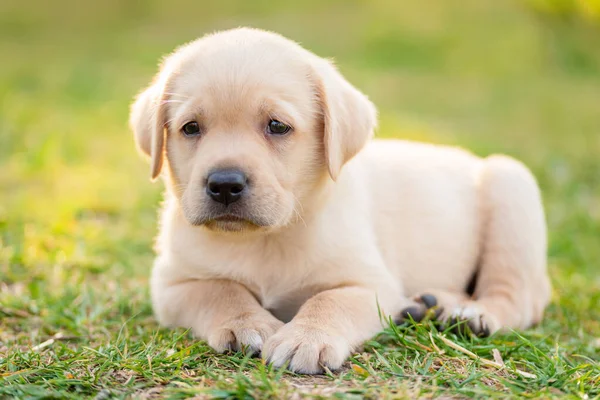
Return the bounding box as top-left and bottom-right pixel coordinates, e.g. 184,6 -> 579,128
163,92 -> 192,99
291,192 -> 305,215
160,99 -> 186,105
293,206 -> 307,228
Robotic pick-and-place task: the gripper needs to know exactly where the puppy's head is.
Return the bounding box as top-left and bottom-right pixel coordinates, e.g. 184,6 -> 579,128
130,28 -> 376,233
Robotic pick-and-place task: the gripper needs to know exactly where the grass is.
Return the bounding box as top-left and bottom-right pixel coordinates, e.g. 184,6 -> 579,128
1,0 -> 599,398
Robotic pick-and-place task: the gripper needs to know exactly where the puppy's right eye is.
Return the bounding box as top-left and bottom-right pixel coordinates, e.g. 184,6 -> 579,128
267,120 -> 291,135
182,121 -> 201,136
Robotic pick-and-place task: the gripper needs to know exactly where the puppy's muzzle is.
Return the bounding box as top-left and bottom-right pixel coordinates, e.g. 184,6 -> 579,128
206,169 -> 247,206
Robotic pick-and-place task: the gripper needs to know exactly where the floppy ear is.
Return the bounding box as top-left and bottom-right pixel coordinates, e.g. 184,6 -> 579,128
312,59 -> 377,181
129,80 -> 167,181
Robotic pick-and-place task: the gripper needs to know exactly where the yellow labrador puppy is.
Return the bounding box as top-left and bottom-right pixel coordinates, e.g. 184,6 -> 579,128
130,28 -> 551,374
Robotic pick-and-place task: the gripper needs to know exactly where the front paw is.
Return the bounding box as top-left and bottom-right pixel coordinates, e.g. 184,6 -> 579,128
446,303 -> 501,337
262,322 -> 351,374
207,312 -> 283,355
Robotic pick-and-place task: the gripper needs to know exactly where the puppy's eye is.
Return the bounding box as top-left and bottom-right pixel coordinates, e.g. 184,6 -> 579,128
267,120 -> 291,135
182,121 -> 201,136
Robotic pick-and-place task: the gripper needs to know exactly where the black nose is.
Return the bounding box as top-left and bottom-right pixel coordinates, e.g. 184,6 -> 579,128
206,170 -> 247,206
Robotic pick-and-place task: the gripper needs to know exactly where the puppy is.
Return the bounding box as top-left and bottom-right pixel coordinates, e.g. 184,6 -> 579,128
129,28 -> 551,374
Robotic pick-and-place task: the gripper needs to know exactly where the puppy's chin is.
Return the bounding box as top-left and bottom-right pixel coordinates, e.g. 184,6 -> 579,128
182,208 -> 276,233
183,210 -> 295,234
203,217 -> 262,233
180,196 -> 297,233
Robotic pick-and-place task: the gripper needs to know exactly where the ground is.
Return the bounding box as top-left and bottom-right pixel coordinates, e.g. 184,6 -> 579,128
0,0 -> 599,398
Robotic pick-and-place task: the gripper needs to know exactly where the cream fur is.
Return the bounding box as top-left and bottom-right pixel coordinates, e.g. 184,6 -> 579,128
130,28 -> 551,374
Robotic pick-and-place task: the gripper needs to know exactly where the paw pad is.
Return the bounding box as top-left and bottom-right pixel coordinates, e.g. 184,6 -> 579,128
395,294 -> 441,324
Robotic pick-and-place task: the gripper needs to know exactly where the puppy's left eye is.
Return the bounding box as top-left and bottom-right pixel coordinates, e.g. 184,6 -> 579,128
182,121 -> 201,136
267,120 -> 291,135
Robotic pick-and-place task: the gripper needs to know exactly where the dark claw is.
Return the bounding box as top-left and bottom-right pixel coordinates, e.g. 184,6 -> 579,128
467,317 -> 491,338
448,317 -> 470,336
481,323 -> 491,337
448,316 -> 490,338
419,294 -> 438,309
447,316 -> 458,331
241,344 -> 261,358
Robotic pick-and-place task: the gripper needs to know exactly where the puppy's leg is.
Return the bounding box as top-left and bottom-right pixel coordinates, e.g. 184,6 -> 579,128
464,156 -> 551,333
414,157 -> 551,335
402,157 -> 551,336
152,264 -> 283,354
262,285 -> 408,374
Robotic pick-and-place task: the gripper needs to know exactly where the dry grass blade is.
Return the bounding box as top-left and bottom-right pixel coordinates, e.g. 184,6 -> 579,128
0,306 -> 31,318
32,338 -> 55,352
429,331 -> 444,355
31,333 -> 66,352
492,349 -> 505,366
437,335 -> 537,379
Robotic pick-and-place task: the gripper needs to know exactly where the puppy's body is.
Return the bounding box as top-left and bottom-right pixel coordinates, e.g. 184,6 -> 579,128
132,28 -> 551,374
156,141 -> 477,315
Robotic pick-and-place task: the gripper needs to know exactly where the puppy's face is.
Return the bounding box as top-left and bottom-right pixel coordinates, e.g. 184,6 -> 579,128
130,28 -> 377,233
165,43 -> 322,232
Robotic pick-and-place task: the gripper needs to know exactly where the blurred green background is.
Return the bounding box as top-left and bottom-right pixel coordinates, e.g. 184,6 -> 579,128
1,0 -> 599,370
